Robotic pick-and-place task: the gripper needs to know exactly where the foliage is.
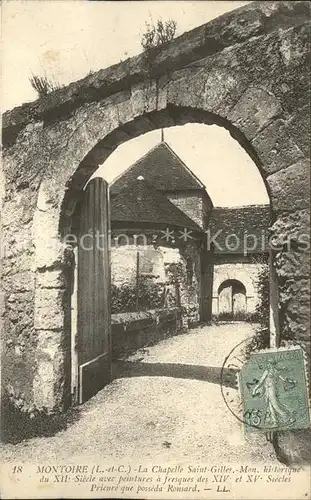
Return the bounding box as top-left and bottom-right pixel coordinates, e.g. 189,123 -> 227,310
255,260 -> 270,329
141,19 -> 177,50
243,327 -> 270,358
29,74 -> 64,98
111,277 -> 165,314
165,262 -> 183,284
243,260 -> 270,357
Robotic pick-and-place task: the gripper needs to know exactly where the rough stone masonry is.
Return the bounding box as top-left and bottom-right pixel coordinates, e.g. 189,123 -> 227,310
1,1 -> 310,462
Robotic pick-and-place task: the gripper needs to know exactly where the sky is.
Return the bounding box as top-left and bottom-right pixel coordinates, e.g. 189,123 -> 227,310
1,0 -> 269,207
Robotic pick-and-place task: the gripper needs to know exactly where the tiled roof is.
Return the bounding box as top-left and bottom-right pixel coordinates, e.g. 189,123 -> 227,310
208,205 -> 271,254
110,141 -> 204,195
110,178 -> 202,232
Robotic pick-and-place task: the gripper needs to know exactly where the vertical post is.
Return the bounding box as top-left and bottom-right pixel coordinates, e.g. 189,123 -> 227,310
136,250 -> 140,311
71,247 -> 78,404
229,284 -> 233,318
175,280 -> 182,330
269,248 -> 280,348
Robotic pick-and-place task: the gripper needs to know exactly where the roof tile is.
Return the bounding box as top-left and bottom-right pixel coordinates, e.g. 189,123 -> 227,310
111,178 -> 202,232
209,205 -> 271,253
110,141 -> 204,195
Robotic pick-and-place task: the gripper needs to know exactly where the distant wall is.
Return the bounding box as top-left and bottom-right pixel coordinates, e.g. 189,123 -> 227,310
111,240 -> 203,326
167,190 -> 213,230
212,259 -> 266,316
167,191 -> 205,229
111,245 -> 165,286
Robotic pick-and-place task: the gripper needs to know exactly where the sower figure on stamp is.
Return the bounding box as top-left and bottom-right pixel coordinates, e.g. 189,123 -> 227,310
252,359 -> 297,428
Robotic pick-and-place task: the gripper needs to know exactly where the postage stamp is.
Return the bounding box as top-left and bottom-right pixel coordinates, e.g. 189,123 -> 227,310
238,346 -> 310,432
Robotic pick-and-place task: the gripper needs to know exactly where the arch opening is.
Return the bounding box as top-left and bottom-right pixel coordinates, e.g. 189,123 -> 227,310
217,279 -> 247,321
58,106 -> 273,238
58,114 -> 271,404
218,279 -> 246,296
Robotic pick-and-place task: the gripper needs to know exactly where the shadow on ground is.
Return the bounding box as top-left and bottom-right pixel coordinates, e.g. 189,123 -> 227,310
113,361 -> 237,389
1,360 -> 237,444
1,390 -> 82,444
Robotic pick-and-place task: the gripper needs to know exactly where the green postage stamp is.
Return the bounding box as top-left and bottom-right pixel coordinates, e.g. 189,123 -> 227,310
239,346 -> 310,431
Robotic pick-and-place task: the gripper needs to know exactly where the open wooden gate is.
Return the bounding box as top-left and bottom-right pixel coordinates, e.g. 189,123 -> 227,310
77,177 -> 111,404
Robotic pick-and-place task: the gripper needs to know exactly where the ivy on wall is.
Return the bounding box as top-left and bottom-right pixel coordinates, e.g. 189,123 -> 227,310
111,276 -> 166,314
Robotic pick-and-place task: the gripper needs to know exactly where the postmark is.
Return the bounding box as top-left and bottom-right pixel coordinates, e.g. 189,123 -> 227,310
220,335 -> 253,426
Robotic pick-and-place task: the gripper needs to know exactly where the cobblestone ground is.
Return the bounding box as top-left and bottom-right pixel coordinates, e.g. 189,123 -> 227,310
0,323 -> 278,464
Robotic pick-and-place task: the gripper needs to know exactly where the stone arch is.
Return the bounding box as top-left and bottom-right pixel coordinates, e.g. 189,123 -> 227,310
213,266 -> 256,299
1,1 -> 309,432
217,279 -> 247,318
212,263 -> 262,318
218,279 -> 246,295
32,103 -> 277,410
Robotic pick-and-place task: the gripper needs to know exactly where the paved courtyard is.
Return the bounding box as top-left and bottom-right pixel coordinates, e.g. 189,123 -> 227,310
0,322 -> 279,465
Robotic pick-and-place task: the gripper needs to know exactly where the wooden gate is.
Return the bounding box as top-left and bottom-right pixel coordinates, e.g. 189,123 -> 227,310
77,177 -> 111,404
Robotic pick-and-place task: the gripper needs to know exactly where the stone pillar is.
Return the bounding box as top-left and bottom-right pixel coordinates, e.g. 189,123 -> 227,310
270,213 -> 311,464
212,296 -> 218,316
33,262 -> 73,411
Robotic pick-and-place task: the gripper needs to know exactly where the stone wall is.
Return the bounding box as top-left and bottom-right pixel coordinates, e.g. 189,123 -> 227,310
1,1 -> 310,460
167,191 -> 206,229
111,307 -> 181,359
212,260 -> 266,316
111,241 -> 203,326
111,245 -> 165,287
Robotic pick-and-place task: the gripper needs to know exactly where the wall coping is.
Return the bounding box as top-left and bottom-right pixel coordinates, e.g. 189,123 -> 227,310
2,2 -> 307,131
111,307 -> 180,325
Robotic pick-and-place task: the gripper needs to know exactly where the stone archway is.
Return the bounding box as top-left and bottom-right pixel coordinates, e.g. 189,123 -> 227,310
212,261 -> 263,319
32,104 -> 278,411
1,1 -> 309,457
217,279 -> 247,320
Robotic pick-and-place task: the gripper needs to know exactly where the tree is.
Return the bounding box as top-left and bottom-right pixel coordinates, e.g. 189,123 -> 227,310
141,19 -> 177,50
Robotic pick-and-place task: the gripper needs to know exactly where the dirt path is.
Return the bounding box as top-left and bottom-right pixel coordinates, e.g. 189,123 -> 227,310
0,323 -> 278,464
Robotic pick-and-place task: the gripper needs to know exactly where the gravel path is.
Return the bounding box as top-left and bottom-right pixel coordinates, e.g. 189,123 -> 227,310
0,323 -> 278,465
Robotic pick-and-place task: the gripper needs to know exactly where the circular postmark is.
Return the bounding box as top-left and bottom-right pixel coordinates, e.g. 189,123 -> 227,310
220,335 -> 255,428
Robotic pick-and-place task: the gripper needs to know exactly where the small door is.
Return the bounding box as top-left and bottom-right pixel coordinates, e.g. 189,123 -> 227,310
77,177 -> 111,404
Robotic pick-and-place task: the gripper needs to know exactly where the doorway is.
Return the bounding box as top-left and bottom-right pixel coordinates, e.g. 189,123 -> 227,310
218,279 -> 247,320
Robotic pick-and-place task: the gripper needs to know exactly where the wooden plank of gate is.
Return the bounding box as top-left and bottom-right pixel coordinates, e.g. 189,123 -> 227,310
77,178 -> 111,404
